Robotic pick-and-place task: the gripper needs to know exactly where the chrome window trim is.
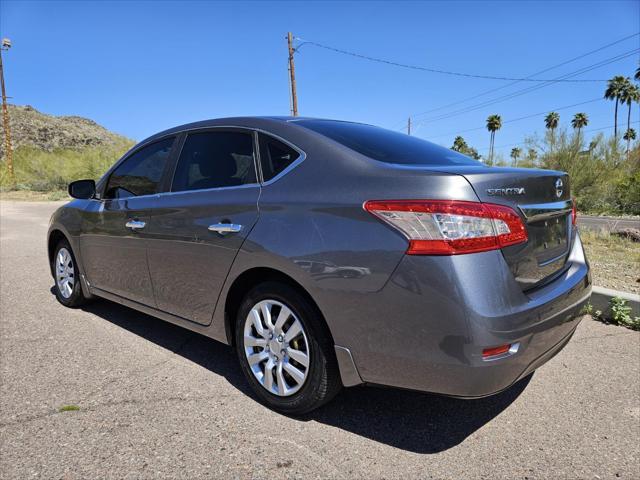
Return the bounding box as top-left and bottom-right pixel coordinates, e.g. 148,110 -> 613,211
160,125 -> 306,194
157,182 -> 260,198
98,124 -> 307,200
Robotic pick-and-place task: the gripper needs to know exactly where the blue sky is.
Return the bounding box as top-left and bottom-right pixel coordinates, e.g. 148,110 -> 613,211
1,0 -> 638,159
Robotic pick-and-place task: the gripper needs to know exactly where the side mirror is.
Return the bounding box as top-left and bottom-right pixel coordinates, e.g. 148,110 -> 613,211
68,179 -> 96,199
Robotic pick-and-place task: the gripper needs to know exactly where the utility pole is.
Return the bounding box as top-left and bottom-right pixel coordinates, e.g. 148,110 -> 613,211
287,32 -> 298,117
0,38 -> 13,183
407,117 -> 411,135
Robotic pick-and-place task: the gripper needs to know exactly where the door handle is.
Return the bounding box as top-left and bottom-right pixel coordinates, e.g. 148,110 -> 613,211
125,219 -> 146,230
208,223 -> 242,235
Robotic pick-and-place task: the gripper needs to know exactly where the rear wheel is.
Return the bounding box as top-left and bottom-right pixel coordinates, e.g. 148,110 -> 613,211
235,282 -> 341,414
52,240 -> 88,307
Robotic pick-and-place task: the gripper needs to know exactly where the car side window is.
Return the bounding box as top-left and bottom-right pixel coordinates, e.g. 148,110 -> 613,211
171,131 -> 257,192
259,134 -> 300,182
105,137 -> 175,199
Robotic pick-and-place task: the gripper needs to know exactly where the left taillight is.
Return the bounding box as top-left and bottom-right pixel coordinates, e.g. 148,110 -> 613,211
363,199 -> 528,255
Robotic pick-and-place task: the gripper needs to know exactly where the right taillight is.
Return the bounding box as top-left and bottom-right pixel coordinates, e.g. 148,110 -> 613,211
571,198 -> 577,226
364,199 -> 528,255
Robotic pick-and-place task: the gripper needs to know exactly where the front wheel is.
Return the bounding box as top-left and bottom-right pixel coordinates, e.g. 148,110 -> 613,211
235,282 -> 341,414
52,240 -> 88,308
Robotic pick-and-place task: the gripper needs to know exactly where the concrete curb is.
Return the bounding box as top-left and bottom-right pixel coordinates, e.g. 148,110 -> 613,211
590,286 -> 640,318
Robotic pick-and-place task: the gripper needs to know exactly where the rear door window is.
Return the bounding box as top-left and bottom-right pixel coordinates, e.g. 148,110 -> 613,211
105,137 -> 175,199
258,134 -> 301,182
171,131 -> 257,192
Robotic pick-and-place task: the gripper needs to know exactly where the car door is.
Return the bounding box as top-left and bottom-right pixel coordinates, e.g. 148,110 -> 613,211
145,128 -> 261,325
80,136 -> 176,306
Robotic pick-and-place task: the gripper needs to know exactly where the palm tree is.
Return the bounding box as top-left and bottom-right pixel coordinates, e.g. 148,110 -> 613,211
623,128 -> 636,155
544,112 -> 560,148
571,112 -> 589,135
635,64 -> 640,82
619,81 -> 639,143
604,75 -> 628,138
452,136 -> 468,152
486,114 -> 502,165
510,147 -> 521,167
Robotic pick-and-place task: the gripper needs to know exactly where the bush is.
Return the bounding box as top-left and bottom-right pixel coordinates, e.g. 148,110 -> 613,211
523,131 -> 639,215
609,297 -> 640,331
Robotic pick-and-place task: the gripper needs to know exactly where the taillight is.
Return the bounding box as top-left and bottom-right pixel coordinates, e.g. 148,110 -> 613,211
571,198 -> 577,226
363,199 -> 528,255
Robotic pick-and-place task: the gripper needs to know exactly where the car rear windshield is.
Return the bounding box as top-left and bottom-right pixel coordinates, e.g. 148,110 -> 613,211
296,119 -> 481,166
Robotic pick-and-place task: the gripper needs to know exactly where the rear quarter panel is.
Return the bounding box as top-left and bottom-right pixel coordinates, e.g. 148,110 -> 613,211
209,139 -> 481,348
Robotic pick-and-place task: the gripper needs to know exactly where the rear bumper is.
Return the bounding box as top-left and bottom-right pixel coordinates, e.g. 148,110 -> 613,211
336,231 -> 591,397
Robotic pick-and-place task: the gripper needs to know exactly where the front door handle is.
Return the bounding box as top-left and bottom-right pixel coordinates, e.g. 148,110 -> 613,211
125,219 -> 146,230
208,223 -> 242,235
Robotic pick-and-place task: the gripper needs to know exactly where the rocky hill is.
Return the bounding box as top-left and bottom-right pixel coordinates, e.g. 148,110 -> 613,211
0,104 -> 132,156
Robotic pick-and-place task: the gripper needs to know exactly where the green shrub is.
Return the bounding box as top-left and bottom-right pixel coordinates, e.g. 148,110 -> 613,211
523,131 -> 639,215
609,297 -> 640,331
589,297 -> 640,331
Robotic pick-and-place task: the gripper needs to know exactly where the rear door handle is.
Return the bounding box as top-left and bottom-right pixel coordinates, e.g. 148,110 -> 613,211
208,223 -> 242,235
125,219 -> 146,230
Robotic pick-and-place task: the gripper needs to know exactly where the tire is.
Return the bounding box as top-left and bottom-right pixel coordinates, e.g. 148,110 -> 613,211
52,239 -> 88,308
235,281 -> 341,415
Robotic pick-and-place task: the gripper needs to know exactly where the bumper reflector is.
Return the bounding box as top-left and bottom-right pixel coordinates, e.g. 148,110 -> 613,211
482,342 -> 520,360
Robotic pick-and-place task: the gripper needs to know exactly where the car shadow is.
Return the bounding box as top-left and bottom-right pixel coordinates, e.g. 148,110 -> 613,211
76,296 -> 531,454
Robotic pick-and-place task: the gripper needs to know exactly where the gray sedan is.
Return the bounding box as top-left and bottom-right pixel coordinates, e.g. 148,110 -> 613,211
47,117 -> 591,414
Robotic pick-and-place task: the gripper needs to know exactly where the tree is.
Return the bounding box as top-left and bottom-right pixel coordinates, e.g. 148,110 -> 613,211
635,64 -> 640,82
452,136 -> 468,152
510,147 -> 521,167
544,112 -> 560,147
451,135 -> 481,160
619,81 -> 639,145
486,114 -> 502,165
623,128 -> 636,155
604,75 -> 628,138
571,112 -> 589,135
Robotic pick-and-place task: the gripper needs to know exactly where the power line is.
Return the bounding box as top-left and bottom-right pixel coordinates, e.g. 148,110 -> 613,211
411,49 -> 639,126
405,32 -> 640,121
422,97 -> 603,140
294,37 -> 612,83
413,49 -> 638,125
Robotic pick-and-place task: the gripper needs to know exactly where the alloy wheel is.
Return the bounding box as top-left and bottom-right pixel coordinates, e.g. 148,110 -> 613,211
243,299 -> 310,396
56,247 -> 75,299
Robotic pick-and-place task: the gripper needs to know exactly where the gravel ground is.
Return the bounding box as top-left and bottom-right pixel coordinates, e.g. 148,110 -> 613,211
1,201 -> 639,479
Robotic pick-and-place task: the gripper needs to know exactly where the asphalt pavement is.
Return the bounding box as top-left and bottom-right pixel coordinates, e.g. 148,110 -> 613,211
578,215 -> 639,231
1,201 -> 639,479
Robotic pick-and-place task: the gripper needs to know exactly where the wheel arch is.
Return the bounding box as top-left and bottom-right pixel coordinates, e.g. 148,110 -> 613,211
47,226 -> 93,300
222,266 -> 363,387
223,267 -> 332,348
47,229 -> 69,277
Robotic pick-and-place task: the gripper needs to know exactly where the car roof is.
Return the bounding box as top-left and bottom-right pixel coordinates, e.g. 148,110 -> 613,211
141,116 -> 369,145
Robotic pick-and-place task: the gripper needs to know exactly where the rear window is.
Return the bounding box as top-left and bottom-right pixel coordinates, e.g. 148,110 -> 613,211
296,119 -> 481,166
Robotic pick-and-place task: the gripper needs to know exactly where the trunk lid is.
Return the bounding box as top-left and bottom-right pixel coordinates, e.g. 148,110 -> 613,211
430,166 -> 573,291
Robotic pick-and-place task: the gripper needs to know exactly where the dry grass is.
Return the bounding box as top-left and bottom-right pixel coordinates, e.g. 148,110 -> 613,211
580,229 -> 640,294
